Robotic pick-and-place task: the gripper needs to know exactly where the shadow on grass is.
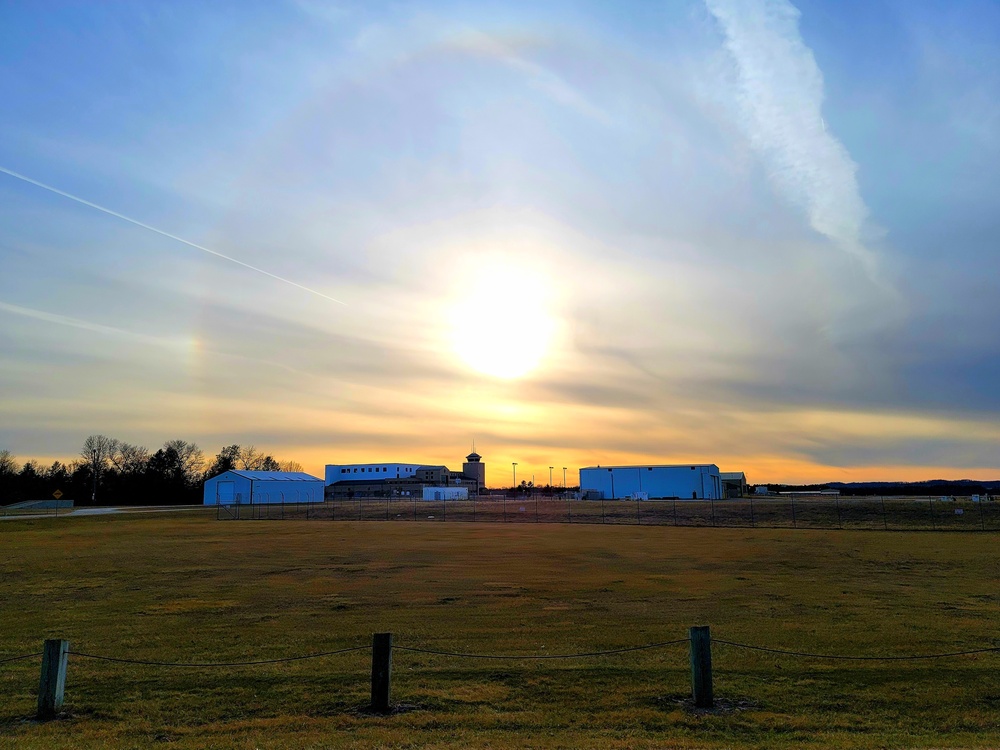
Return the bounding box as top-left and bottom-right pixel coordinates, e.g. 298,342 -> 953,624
652,693 -> 760,715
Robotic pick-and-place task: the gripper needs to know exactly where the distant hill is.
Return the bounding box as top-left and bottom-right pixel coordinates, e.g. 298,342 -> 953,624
760,479 -> 1000,496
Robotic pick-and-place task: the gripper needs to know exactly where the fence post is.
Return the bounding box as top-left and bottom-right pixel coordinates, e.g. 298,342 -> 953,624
689,626 -> 713,708
749,494 -> 756,528
790,495 -> 797,528
880,496 -> 887,531
37,639 -> 69,719
370,632 -> 393,714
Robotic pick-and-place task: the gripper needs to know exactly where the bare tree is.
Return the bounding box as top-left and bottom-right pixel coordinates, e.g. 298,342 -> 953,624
80,434 -> 120,504
278,460 -> 304,473
0,450 -> 17,477
237,445 -> 278,471
163,439 -> 204,483
237,445 -> 262,470
110,442 -> 150,476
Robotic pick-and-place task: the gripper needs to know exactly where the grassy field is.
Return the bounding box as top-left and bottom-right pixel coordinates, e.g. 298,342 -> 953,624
2,513 -> 1000,749
236,495 -> 1000,532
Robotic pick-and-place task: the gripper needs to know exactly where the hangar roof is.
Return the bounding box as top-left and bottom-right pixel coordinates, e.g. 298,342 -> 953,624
224,471 -> 323,482
579,464 -> 720,471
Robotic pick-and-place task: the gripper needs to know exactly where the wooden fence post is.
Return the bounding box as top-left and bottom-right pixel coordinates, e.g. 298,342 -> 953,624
370,632 -> 393,713
689,626 -> 713,708
37,639 -> 69,719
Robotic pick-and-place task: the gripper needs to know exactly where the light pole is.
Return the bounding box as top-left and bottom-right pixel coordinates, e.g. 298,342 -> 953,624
549,466 -> 553,488
563,467 -> 567,489
512,462 -> 517,491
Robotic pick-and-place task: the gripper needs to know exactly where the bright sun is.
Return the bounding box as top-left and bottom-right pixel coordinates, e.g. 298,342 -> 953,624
450,263 -> 557,379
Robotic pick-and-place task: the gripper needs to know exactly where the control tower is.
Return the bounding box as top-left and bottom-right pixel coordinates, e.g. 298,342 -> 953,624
462,445 -> 486,492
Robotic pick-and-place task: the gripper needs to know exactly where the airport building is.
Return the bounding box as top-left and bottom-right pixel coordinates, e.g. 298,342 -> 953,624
720,471 -> 748,498
579,464 -> 723,500
325,450 -> 486,499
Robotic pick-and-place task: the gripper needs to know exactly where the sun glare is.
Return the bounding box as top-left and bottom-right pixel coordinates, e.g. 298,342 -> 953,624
450,263 -> 557,379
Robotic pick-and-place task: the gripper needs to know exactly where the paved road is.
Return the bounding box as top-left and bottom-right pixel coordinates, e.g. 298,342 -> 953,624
1,505 -> 208,521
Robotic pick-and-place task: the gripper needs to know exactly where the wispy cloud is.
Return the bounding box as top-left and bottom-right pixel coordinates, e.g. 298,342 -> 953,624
705,0 -> 877,275
447,28 -> 613,125
0,300 -> 182,347
0,166 -> 347,305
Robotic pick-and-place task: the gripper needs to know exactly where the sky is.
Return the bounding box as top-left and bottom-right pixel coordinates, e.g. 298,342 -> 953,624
1,0 -> 999,486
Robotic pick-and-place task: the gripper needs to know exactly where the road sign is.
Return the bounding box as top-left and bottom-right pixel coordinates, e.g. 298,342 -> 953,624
52,489 -> 63,500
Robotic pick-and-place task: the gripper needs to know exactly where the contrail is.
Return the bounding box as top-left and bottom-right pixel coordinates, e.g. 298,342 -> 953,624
0,165 -> 346,305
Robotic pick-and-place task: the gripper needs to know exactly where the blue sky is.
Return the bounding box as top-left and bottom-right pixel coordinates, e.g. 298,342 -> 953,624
1,0 -> 998,484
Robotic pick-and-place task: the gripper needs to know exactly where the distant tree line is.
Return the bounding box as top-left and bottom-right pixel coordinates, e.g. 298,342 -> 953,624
0,437 -> 303,507
759,480 -> 1000,497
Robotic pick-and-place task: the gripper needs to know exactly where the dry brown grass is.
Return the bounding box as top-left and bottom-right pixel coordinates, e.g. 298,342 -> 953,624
2,512 -> 999,748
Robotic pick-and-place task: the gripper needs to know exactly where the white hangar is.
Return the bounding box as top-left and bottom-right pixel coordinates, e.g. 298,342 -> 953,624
579,464 -> 723,500
203,470 -> 325,505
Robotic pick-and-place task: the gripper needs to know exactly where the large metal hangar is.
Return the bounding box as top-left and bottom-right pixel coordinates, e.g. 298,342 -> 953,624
203,470 -> 325,505
579,464 -> 723,500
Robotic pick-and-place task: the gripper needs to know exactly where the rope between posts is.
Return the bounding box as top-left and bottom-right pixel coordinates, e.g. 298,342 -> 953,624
714,639 -> 1000,661
395,639 -> 690,660
68,644 -> 370,667
9,638 -> 1000,670
0,652 -> 41,666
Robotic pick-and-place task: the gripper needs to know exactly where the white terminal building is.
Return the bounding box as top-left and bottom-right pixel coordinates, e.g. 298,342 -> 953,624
324,450 -> 486,499
325,463 -> 422,483
579,464 -> 723,500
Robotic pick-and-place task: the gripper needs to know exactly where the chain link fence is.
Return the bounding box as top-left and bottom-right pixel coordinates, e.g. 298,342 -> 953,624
217,494 -> 999,531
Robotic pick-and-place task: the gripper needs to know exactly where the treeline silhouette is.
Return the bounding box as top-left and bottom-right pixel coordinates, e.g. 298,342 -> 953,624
0,437 -> 302,506
768,480 -> 1000,497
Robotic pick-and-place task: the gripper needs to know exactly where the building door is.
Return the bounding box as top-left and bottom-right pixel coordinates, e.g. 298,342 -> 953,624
217,481 -> 235,505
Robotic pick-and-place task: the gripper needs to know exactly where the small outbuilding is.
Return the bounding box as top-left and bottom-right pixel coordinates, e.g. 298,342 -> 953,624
203,471 -> 325,505
421,486 -> 469,501
720,471 -> 748,498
